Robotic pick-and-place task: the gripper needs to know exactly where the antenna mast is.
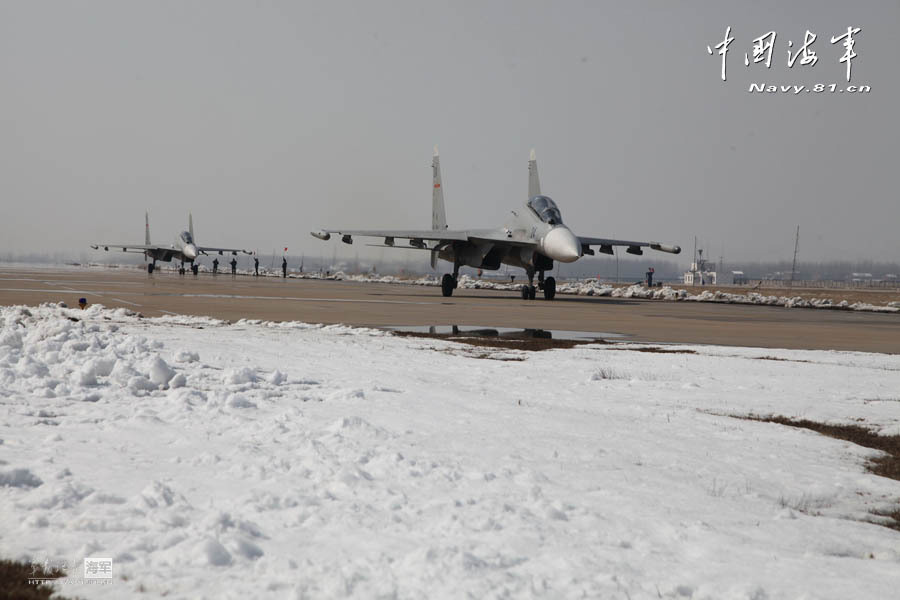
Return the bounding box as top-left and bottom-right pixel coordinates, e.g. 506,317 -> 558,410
789,225 -> 800,288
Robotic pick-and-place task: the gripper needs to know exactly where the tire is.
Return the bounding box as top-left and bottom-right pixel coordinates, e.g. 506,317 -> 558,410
543,277 -> 556,300
441,274 -> 454,297
521,285 -> 530,300
192,265 -> 199,275
147,263 -> 154,274
528,285 -> 536,300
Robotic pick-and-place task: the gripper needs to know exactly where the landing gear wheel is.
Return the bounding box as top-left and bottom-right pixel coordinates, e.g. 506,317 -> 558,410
179,266 -> 186,275
441,273 -> 455,297
521,285 -> 530,300
543,277 -> 556,300
192,264 -> 199,275
147,263 -> 155,274
528,285 -> 537,300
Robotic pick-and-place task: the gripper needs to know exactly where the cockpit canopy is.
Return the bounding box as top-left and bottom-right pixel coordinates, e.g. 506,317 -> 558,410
527,195 -> 563,225
180,231 -> 194,245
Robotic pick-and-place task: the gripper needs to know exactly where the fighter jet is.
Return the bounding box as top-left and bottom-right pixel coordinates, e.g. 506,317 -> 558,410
91,212 -> 250,274
311,148 -> 680,300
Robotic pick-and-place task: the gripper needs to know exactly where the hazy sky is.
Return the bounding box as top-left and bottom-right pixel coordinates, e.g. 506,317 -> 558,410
1,1 -> 897,264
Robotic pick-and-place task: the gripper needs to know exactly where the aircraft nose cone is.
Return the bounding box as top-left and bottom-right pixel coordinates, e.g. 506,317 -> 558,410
184,244 -> 198,260
542,227 -> 580,263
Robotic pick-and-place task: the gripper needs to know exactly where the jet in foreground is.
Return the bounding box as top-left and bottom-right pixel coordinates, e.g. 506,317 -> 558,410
92,213 -> 250,274
311,148 -> 680,300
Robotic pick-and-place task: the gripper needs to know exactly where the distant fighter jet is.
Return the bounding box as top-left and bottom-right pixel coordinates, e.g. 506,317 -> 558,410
311,148 -> 681,300
92,212 -> 250,274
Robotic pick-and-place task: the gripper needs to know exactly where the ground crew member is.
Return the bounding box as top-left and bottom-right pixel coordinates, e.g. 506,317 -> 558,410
282,257 -> 287,278
254,257 -> 259,276
230,257 -> 237,277
212,258 -> 219,275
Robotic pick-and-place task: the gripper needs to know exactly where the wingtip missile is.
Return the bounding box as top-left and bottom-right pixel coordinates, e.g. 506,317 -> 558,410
650,243 -> 681,254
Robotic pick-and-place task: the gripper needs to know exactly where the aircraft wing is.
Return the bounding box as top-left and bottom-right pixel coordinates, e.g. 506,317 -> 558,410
315,229 -> 470,243
312,228 -> 537,247
577,236 -> 681,255
90,243 -> 166,253
196,246 -> 251,255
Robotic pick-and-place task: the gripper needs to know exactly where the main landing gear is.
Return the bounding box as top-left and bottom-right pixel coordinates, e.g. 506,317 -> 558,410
191,264 -> 199,275
441,263 -> 460,297
179,261 -> 186,276
521,270 -> 556,301
147,261 -> 156,274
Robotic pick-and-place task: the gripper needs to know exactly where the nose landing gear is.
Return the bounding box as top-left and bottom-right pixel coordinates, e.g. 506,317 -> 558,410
522,270 -> 556,300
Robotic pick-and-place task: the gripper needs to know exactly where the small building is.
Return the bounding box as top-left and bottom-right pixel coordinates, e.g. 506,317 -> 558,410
730,270 -> 748,285
683,249 -> 717,285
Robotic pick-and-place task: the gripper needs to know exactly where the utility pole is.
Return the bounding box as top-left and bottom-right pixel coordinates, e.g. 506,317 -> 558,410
789,225 -> 800,288
615,247 -> 619,283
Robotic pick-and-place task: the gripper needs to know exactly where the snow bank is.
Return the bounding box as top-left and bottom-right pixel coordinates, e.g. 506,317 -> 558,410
1,304 -> 899,599
295,272 -> 900,313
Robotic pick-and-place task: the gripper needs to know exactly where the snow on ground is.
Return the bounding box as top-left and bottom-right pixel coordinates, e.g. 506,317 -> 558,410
1,304 -> 899,599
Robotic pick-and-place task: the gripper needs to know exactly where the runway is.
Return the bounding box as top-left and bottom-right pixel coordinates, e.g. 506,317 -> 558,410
1,265 -> 898,352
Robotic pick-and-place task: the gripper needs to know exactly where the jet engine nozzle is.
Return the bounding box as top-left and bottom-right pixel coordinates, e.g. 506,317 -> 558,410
540,226 -> 580,263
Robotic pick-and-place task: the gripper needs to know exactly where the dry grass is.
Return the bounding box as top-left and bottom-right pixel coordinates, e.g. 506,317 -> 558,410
737,415 -> 900,530
602,346 -> 697,355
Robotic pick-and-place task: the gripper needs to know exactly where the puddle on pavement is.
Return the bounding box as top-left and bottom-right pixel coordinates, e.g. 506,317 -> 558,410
382,325 -> 626,350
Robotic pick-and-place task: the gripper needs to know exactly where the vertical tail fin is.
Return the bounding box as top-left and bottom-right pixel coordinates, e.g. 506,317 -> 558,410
528,148 -> 541,198
145,211 -> 151,244
189,212 -> 194,240
432,145 -> 447,230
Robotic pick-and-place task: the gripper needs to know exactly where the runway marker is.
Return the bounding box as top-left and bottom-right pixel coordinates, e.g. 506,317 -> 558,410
158,310 -> 178,315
